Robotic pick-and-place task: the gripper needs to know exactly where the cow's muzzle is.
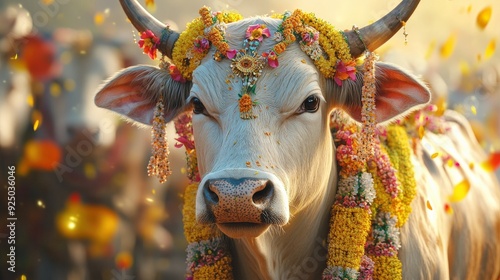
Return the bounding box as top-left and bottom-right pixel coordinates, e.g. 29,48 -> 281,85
196,169 -> 289,238
203,178 -> 274,223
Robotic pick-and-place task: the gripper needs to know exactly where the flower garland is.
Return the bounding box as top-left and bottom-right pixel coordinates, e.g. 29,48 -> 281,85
147,7 -> 358,84
139,7 -> 358,119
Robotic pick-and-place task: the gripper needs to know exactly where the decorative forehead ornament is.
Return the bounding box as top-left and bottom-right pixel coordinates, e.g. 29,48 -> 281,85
142,7 -> 358,119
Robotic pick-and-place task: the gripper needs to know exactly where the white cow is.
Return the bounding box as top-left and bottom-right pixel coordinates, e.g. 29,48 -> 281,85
95,0 -> 500,279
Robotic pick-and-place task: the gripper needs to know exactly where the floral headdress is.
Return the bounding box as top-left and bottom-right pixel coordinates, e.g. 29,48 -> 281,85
140,7 -> 357,119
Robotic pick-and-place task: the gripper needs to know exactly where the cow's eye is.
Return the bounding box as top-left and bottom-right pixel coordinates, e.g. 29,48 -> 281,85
298,95 -> 320,113
192,97 -> 207,115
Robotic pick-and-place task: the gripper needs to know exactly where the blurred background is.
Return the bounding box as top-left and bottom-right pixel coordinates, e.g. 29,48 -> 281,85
0,0 -> 498,279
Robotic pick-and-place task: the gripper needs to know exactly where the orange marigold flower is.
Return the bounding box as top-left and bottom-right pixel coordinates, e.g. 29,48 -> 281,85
239,93 -> 254,119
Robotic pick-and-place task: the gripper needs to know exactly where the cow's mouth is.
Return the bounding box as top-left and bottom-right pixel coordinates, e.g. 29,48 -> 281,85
217,222 -> 271,238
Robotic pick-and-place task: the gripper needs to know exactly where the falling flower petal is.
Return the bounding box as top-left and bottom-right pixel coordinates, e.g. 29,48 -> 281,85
440,34 -> 456,59
116,251 -> 134,270
431,152 -> 441,159
481,152 -> 500,172
476,6 -> 492,30
33,120 -> 40,131
444,203 -> 454,215
448,180 -> 471,202
94,12 -> 105,26
426,200 -> 433,210
84,163 -> 96,179
471,105 -> 477,115
145,0 -> 156,12
22,139 -> 61,171
27,94 -> 34,107
483,38 -> 496,60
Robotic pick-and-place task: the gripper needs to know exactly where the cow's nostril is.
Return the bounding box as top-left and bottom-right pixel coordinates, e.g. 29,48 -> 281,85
252,180 -> 274,204
205,183 -> 219,204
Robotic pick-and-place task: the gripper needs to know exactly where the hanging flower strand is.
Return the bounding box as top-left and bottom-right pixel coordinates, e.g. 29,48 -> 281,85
147,98 -> 172,183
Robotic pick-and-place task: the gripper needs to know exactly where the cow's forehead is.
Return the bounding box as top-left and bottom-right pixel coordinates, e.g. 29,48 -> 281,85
190,17 -> 322,116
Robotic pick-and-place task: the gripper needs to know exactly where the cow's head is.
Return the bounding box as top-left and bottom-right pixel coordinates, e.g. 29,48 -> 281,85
95,0 -> 429,239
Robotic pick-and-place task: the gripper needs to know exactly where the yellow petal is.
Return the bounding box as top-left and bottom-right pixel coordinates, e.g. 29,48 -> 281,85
33,120 -> 40,131
426,200 -> 433,210
94,12 -> 105,26
469,162 -> 475,170
484,38 -> 496,60
145,0 -> 156,12
471,105 -> 477,115
431,152 -> 441,159
418,126 -> 425,139
84,163 -> 96,179
32,110 -> 43,130
476,6 -> 492,30
27,94 -> 34,108
440,34 -> 457,59
448,180 -> 471,202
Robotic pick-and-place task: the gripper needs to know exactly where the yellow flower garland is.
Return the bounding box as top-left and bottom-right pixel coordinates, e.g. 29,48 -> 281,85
171,7 -> 354,81
327,205 -> 371,269
183,183 -> 234,279
172,8 -> 243,80
385,125 -> 416,227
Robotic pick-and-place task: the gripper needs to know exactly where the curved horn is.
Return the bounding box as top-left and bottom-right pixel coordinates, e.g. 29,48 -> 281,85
345,0 -> 420,58
119,0 -> 179,58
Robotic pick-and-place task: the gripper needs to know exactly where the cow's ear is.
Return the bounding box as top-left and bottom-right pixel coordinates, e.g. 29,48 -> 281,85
336,62 -> 430,123
95,65 -> 191,125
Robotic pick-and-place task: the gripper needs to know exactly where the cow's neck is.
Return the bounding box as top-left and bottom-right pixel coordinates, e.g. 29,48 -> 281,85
231,152 -> 338,279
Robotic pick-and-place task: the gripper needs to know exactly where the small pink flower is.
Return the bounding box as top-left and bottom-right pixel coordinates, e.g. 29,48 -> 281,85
193,37 -> 210,53
301,29 -> 319,46
262,51 -> 279,68
138,30 -> 159,60
245,24 -> 271,41
168,65 -> 186,83
334,60 -> 357,86
226,49 -> 238,59
175,136 -> 195,150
